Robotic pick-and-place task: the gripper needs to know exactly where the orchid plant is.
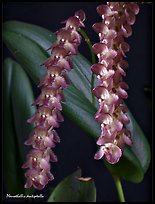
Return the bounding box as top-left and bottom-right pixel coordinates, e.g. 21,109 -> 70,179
3,2 -> 152,202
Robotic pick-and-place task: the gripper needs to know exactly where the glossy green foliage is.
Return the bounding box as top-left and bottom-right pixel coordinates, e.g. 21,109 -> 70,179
3,21 -> 151,183
3,58 -> 36,194
48,169 -> 96,202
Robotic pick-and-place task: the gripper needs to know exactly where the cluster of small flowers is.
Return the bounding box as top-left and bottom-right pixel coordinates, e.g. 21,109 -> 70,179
92,2 -> 139,164
22,10 -> 85,190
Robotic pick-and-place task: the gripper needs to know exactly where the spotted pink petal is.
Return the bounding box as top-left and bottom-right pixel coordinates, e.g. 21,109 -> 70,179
92,43 -> 107,55
55,110 -> 64,122
58,58 -> 72,71
25,169 -> 37,178
116,129 -> 132,150
125,9 -> 136,25
91,63 -> 105,75
107,2 -> 119,11
128,3 -> 139,15
106,93 -> 119,106
113,71 -> 123,85
75,9 -> 86,22
120,113 -> 130,124
47,171 -> 54,181
103,29 -> 117,40
92,22 -> 108,34
24,179 -> 32,189
52,98 -> 62,111
121,24 -> 132,38
32,139 -> 43,150
104,144 -> 122,164
50,150 -> 58,162
40,159 -> 50,170
50,130 -> 60,143
96,136 -> 105,146
94,146 -> 105,160
56,29 -> 71,41
124,135 -> 132,146
97,4 -> 114,17
95,113 -> 113,125
117,87 -> 128,99
48,65 -> 65,74
92,63 -> 115,80
93,24 -> 117,41
121,41 -> 130,54
47,116 -> 59,128
33,180 -> 45,190
65,16 -> 82,29
52,46 -> 68,57
44,136 -> 56,148
93,86 -> 109,99
71,31 -> 82,44
64,42 -> 77,55
97,132 -> 116,145
112,120 -> 123,132
39,173 -> 48,186
118,60 -> 129,69
98,100 -> 115,114
55,75 -> 68,89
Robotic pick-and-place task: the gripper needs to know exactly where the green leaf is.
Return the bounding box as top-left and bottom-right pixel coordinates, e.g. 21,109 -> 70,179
11,60 -> 37,161
3,58 -> 23,194
3,21 -> 151,183
3,58 -> 36,194
47,169 -> 96,202
126,111 -> 151,173
3,20 -> 56,51
3,21 -> 95,102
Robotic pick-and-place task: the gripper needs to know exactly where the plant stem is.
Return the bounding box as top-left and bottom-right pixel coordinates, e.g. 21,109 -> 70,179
113,175 -> 125,202
79,28 -> 96,106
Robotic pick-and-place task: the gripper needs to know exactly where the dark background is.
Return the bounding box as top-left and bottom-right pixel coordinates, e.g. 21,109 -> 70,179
3,2 -> 153,202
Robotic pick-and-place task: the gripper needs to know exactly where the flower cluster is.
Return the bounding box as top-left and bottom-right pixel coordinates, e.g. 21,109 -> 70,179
22,10 -> 85,190
92,2 -> 139,164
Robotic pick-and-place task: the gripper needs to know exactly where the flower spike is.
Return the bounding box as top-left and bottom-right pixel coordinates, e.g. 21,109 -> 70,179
23,10 -> 85,190
92,2 -> 139,164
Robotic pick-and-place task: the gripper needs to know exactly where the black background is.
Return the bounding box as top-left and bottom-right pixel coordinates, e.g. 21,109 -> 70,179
3,2 -> 153,202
